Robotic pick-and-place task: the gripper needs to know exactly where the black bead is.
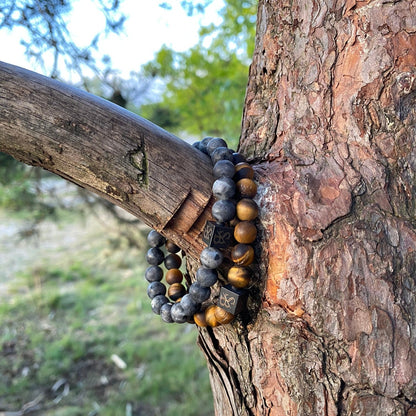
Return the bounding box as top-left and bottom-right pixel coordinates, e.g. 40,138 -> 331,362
147,230 -> 166,248
147,281 -> 166,299
164,253 -> 182,269
165,240 -> 181,253
170,303 -> 188,323
199,137 -> 213,155
151,295 -> 169,314
233,152 -> 246,164
196,267 -> 218,287
145,265 -> 163,282
160,303 -> 174,323
207,137 -> 228,155
180,294 -> 200,316
189,282 -> 211,303
200,247 -> 223,269
213,160 -> 235,179
211,147 -> 234,164
212,177 -> 236,200
218,285 -> 248,315
146,247 -> 165,266
212,199 -> 236,223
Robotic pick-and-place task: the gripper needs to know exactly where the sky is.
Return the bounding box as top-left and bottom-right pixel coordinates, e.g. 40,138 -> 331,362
0,0 -> 224,80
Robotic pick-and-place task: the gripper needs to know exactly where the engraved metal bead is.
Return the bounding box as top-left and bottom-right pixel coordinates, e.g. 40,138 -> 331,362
145,265 -> 163,283
200,247 -> 223,269
234,221 -> 257,244
196,267 -> 218,287
231,243 -> 255,266
212,199 -> 236,223
147,281 -> 167,299
146,247 -> 165,266
212,177 -> 236,200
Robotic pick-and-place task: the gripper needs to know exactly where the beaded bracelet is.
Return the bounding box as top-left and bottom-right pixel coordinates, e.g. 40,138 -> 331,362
144,137 -> 259,327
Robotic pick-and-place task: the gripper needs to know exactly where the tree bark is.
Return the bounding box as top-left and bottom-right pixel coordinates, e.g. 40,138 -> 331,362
197,0 -> 416,415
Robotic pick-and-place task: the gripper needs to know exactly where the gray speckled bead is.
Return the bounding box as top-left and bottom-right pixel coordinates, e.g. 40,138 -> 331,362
199,137 -> 213,155
211,147 -> 234,164
196,267 -> 218,287
147,281 -> 166,299
192,141 -> 201,150
151,295 -> 169,314
146,247 -> 165,266
145,265 -> 163,282
207,138 -> 228,155
160,303 -> 174,323
200,247 -> 223,269
180,294 -> 200,316
212,177 -> 236,200
189,282 -> 211,303
213,160 -> 235,179
212,199 -> 236,223
147,230 -> 166,248
170,303 -> 188,323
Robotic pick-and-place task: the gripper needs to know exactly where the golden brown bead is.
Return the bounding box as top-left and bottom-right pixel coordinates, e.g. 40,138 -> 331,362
168,283 -> 187,301
236,198 -> 259,221
231,244 -> 255,266
227,266 -> 251,288
236,178 -> 257,198
194,311 -> 208,327
234,221 -> 257,244
205,305 -> 220,327
234,162 -> 254,180
165,268 -> 183,285
214,306 -> 234,324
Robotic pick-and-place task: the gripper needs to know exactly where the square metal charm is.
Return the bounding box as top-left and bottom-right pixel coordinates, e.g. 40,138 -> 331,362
202,221 -> 234,249
218,285 -> 248,315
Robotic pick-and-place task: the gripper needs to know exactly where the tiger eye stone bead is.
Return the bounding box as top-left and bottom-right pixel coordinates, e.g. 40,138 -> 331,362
234,162 -> 254,181
168,283 -> 187,301
236,178 -> 257,199
236,198 -> 259,221
194,311 -> 208,327
165,240 -> 180,253
205,305 -> 220,327
227,266 -> 251,288
214,306 -> 235,325
164,253 -> 182,269
234,221 -> 257,244
231,243 -> 255,266
165,268 -> 183,285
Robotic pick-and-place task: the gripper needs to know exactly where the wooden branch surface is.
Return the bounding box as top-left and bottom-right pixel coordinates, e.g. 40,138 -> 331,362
0,61 -> 214,257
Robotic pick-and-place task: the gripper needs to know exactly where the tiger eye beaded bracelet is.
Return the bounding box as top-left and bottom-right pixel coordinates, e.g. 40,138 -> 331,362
144,137 -> 259,327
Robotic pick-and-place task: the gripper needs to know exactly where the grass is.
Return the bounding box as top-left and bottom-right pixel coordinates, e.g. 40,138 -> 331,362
0,207 -> 214,416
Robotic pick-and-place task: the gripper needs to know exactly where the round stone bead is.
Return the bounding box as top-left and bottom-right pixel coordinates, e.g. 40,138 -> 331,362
212,177 -> 236,200
160,303 -> 174,323
189,282 -> 211,303
192,141 -> 201,151
147,281 -> 167,299
236,198 -> 259,221
168,283 -> 187,301
212,199 -> 236,223
165,268 -> 183,285
165,240 -> 181,253
170,303 -> 188,323
200,247 -> 223,269
194,311 -> 208,327
199,137 -> 213,154
227,266 -> 251,288
151,295 -> 169,314
233,152 -> 246,164
180,294 -> 200,316
207,137 -> 228,155
144,265 -> 163,283
214,306 -> 234,325
196,267 -> 218,287
213,160 -> 235,179
147,230 -> 166,248
211,147 -> 234,164
146,247 -> 165,266
164,253 -> 182,269
236,178 -> 257,198
234,162 -> 254,181
234,221 -> 257,244
205,305 -> 220,327
231,244 -> 255,266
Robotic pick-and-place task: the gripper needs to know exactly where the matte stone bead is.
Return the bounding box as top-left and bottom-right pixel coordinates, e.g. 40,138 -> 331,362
214,306 -> 235,324
218,285 -> 248,315
189,282 -> 211,303
231,244 -> 255,266
212,199 -> 236,223
165,268 -> 183,285
147,281 -> 167,299
164,253 -> 182,269
211,147 -> 234,164
227,266 -> 251,288
180,294 -> 200,316
145,265 -> 163,283
202,221 -> 233,249
234,162 -> 254,181
236,178 -> 257,198
213,160 -> 235,179
192,141 -> 201,150
196,267 -> 218,287
200,247 -> 223,269
233,152 -> 246,164
234,221 -> 257,244
205,305 -> 220,327
165,240 -> 180,253
212,177 -> 236,200
146,247 -> 165,266
199,137 -> 213,154
193,311 -> 208,327
236,198 -> 259,221
160,303 -> 174,323
151,295 -> 169,314
168,283 -> 187,301
170,303 -> 188,323
207,137 -> 228,155
147,230 -> 166,247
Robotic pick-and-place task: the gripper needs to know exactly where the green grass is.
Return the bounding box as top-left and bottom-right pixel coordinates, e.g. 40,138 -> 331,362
0,213 -> 214,415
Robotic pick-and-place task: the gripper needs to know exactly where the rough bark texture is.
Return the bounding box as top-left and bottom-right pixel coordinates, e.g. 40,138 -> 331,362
198,0 -> 416,415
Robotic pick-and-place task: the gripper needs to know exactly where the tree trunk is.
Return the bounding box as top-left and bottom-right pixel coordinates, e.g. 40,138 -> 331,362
197,0 -> 416,415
